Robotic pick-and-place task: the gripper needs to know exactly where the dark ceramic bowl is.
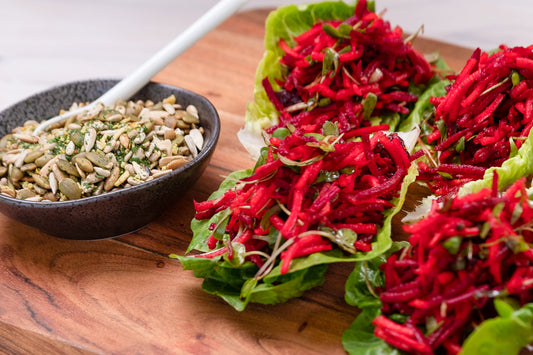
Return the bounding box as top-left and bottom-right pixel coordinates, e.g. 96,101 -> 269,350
0,79 -> 220,240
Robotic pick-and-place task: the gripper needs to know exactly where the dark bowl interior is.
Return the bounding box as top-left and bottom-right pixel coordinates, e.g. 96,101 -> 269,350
0,79 -> 220,240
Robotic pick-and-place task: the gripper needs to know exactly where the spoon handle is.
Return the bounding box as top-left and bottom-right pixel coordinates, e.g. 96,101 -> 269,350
97,0 -> 249,106
34,0 -> 248,135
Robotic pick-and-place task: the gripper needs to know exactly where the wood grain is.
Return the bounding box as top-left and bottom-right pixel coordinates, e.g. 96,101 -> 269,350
0,9 -> 476,355
0,321 -> 94,355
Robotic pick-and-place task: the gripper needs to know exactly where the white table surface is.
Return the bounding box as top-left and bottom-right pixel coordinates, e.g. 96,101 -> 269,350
1,0 -> 532,110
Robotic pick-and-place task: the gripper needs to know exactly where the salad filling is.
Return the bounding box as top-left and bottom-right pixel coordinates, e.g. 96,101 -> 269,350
177,0 -> 438,310
415,45 -> 533,196
239,0 -> 438,160
262,0 -> 432,135
344,174 -> 533,354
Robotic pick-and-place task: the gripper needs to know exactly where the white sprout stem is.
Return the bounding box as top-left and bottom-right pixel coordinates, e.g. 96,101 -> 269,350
254,233 -> 293,280
33,0 -> 249,135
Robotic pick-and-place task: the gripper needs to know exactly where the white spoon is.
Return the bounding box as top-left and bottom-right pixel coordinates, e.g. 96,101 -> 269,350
33,0 -> 248,135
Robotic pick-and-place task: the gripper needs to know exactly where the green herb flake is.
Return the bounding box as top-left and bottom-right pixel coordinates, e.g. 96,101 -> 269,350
442,236 -> 462,255
362,93 -> 378,120
322,121 -> 339,137
322,47 -> 339,77
455,136 -> 466,152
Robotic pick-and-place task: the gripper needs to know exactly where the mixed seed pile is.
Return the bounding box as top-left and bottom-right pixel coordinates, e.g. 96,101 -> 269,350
0,95 -> 205,201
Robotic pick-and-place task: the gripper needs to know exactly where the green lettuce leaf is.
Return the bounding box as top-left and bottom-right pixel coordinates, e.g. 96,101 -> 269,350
342,307 -> 401,355
399,78 -> 449,133
344,241 -> 408,309
459,128 -> 533,196
174,255 -> 328,311
341,241 -> 408,355
460,301 -> 533,355
186,169 -> 253,253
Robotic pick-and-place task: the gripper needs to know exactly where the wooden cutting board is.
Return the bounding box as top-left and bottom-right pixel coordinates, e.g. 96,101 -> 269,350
0,9 -> 474,355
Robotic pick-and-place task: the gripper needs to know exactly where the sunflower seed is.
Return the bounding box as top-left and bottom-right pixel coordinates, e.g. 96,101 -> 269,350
188,128 -> 204,150
84,128 -> 97,152
49,172 -> 58,194
132,161 -> 149,180
65,141 -> 76,155
13,133 -> 39,143
104,165 -> 120,191
184,135 -> 198,158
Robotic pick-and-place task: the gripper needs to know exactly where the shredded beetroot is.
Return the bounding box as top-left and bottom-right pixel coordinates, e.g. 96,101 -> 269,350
373,175 -> 533,354
419,45 -> 533,196
265,0 -> 433,136
193,127 -> 410,274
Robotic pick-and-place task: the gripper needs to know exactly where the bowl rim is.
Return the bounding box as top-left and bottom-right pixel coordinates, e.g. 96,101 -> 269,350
0,79 -> 221,208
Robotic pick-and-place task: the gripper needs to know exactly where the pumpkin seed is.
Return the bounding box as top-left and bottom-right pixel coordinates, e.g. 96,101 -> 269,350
9,165 -> 23,182
86,151 -> 113,169
57,158 -> 80,177
183,112 -> 199,124
24,149 -> 44,164
73,156 -> 94,173
59,178 -> 81,200
176,119 -> 191,129
32,173 -> 51,189
20,163 -> 37,172
70,131 -> 84,146
16,188 -> 36,200
35,154 -> 54,168
0,135 -> 12,149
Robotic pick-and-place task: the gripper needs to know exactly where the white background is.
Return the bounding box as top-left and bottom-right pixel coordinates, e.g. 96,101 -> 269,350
1,0 -> 531,109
